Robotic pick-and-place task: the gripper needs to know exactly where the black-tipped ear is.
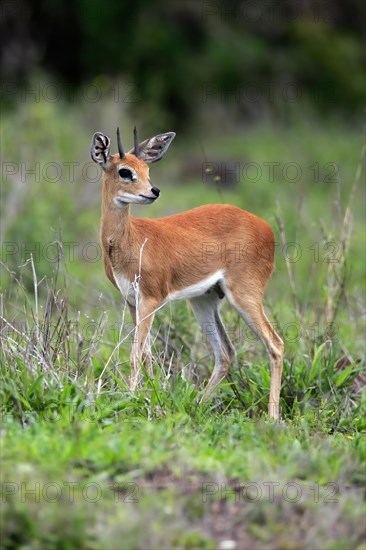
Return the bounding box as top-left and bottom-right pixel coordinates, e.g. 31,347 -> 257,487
128,132 -> 176,163
91,132 -> 111,166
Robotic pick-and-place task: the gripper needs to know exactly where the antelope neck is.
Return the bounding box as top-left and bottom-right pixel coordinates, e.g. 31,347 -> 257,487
101,189 -> 133,249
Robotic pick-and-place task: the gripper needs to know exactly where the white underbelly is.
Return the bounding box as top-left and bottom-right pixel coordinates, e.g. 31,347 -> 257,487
168,270 -> 224,302
113,269 -> 225,307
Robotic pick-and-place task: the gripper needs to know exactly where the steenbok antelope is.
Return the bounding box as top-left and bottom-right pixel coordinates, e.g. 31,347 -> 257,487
91,127 -> 284,419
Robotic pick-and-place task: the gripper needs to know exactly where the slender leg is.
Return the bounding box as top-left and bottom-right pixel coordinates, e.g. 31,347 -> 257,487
128,299 -> 158,391
190,292 -> 235,401
128,303 -> 151,369
225,290 -> 284,420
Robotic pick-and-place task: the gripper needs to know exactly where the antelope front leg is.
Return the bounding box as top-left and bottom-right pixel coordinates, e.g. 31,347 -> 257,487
128,300 -> 157,392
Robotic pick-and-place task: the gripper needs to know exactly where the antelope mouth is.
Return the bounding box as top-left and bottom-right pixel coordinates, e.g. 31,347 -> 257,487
139,194 -> 158,202
114,193 -> 157,206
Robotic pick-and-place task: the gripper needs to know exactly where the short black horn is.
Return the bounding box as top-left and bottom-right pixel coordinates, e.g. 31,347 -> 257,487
116,127 -> 125,159
133,126 -> 140,157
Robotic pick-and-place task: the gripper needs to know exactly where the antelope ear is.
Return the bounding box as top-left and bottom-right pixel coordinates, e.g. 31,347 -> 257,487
91,132 -> 111,167
129,132 -> 176,163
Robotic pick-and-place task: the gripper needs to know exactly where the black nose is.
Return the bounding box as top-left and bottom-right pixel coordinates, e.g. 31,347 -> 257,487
151,186 -> 160,197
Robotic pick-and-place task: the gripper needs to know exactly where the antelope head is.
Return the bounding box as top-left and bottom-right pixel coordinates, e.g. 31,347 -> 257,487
91,127 -> 176,207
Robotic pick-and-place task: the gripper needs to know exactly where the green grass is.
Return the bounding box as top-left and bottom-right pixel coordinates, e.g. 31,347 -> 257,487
1,94 -> 365,548
1,274 -> 365,548
1,404 -> 365,548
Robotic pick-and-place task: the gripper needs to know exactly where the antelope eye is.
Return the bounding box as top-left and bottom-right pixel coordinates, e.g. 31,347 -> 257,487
119,168 -> 133,180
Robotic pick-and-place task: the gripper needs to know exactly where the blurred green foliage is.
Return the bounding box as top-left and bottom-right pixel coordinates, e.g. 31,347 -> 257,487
1,0 -> 365,129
